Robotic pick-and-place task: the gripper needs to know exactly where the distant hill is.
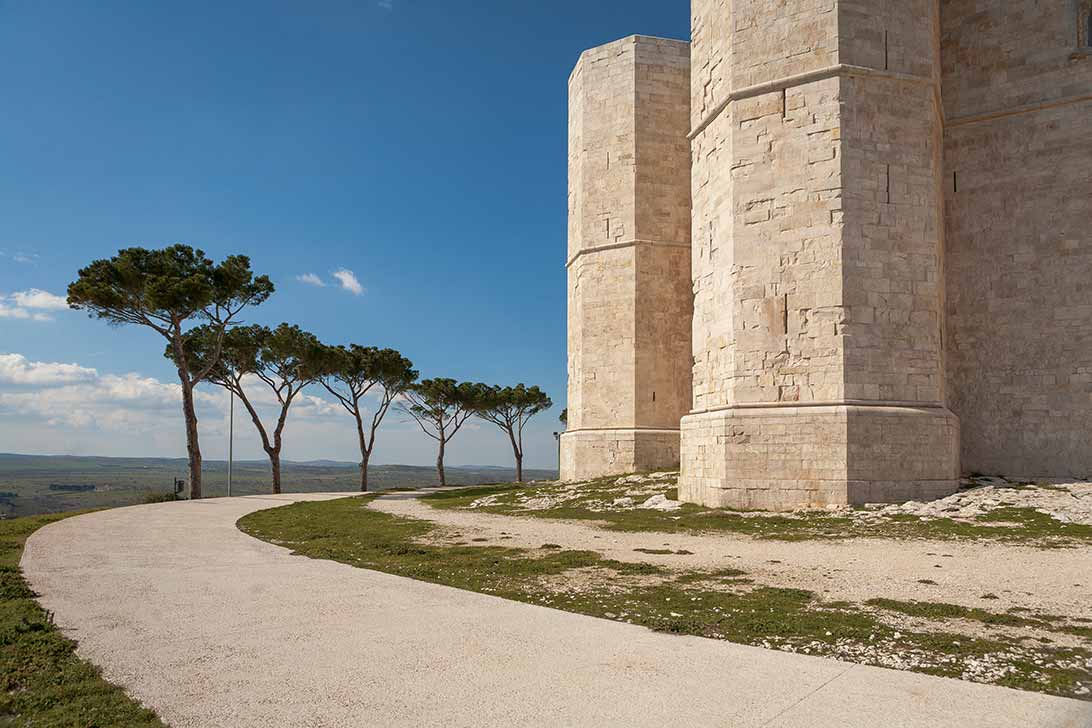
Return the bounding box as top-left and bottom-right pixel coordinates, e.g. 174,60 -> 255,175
0,453 -> 556,519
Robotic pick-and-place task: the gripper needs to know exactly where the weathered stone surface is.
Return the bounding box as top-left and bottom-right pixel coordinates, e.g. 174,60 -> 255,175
564,2 -> 1092,506
942,2 -> 1092,479
560,36 -> 693,481
560,429 -> 682,482
680,1 -> 960,509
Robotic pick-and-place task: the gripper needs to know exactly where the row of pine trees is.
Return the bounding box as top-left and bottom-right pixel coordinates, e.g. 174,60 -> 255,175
67,245 -> 552,498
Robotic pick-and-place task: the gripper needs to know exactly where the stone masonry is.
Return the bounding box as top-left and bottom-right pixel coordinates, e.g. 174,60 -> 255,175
560,36 -> 693,481
942,0 -> 1092,479
563,2 -> 1092,508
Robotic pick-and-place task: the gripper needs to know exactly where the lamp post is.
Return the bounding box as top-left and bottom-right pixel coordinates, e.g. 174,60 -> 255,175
227,390 -> 234,498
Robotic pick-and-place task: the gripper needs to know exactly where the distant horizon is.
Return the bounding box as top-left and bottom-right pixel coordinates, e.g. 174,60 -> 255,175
0,451 -> 560,472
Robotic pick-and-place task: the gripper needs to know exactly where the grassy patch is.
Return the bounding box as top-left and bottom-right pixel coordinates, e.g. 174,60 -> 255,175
866,598 -> 1092,639
422,480 -> 1092,547
868,598 -> 1037,627
0,512 -> 164,727
240,497 -> 1092,700
239,496 -> 663,600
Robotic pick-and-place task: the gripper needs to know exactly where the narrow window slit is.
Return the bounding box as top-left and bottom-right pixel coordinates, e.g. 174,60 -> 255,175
782,293 -> 789,351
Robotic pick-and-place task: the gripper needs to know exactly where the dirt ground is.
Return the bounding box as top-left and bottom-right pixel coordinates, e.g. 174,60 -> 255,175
369,492 -> 1092,620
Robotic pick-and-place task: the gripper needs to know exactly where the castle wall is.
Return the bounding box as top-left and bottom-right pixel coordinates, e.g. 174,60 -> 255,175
680,0 -> 959,509
560,36 -> 692,481
565,2 -> 1092,496
942,2 -> 1092,478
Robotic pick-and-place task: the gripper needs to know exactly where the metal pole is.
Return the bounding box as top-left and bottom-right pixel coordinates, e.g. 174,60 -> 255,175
227,390 -> 234,498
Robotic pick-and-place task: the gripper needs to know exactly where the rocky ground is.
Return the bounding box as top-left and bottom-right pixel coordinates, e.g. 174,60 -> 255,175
852,476 -> 1092,526
475,471 -> 1092,527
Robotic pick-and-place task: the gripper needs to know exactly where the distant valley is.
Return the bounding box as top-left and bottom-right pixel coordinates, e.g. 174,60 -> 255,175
0,453 -> 557,518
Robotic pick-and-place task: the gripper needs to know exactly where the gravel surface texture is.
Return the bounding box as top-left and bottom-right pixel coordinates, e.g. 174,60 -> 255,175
22,494 -> 1092,728
377,491 -> 1092,619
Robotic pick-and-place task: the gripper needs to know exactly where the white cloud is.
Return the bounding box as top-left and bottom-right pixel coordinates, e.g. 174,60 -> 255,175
0,304 -> 31,320
296,273 -> 326,288
0,305 -> 51,322
0,355 -> 344,452
332,269 -> 364,296
0,356 -> 222,433
0,250 -> 38,264
0,288 -> 68,321
0,353 -> 561,468
11,289 -> 67,310
0,353 -> 98,385
0,377 -> 180,429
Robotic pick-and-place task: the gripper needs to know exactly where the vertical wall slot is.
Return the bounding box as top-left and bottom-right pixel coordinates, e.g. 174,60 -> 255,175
884,29 -> 889,70
652,391 -> 656,402
885,164 -> 891,204
781,88 -> 787,119
953,171 -> 959,193
782,293 -> 789,353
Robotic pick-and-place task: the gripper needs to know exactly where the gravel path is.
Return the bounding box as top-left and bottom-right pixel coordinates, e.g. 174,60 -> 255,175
22,494 -> 1091,728
372,491 -> 1092,619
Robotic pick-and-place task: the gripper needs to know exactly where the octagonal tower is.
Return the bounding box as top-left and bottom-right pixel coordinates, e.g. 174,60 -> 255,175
560,35 -> 693,481
679,0 -> 960,508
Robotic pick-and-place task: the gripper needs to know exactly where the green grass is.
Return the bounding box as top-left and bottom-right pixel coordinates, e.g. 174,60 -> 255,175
422,480 -> 1092,547
867,598 -> 1092,639
239,497 -> 1092,700
0,512 -> 164,727
239,496 -> 663,600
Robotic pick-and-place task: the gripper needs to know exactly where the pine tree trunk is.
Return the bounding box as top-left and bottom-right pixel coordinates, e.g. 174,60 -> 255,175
505,427 -> 522,483
436,439 -> 446,487
269,449 -> 282,495
180,380 -> 202,499
359,452 -> 370,492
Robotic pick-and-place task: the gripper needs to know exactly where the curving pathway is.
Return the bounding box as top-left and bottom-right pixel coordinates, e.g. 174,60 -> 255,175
22,494 -> 1092,728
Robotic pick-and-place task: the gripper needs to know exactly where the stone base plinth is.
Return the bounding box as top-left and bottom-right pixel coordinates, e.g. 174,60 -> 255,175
559,428 -> 680,481
678,405 -> 960,510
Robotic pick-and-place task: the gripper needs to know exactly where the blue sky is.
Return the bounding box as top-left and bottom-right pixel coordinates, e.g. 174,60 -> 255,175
0,1 -> 690,469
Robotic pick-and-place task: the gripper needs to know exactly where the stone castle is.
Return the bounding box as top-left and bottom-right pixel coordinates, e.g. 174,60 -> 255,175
560,1 -> 1092,510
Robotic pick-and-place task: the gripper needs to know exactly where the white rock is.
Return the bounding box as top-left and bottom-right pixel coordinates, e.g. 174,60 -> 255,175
639,494 -> 682,511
